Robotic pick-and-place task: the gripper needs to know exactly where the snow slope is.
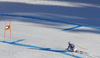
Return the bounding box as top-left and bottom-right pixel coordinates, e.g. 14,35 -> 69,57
0,0 -> 100,58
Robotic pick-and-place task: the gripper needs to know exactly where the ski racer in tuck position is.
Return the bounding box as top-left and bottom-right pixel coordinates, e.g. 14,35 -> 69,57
66,42 -> 78,52
66,42 -> 88,54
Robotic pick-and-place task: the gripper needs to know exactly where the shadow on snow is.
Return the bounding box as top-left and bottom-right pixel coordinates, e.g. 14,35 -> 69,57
0,1 -> 100,34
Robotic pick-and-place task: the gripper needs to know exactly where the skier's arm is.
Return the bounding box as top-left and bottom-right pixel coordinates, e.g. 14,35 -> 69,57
66,45 -> 70,50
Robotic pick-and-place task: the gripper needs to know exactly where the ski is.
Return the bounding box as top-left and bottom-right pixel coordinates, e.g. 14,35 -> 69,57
74,50 -> 87,55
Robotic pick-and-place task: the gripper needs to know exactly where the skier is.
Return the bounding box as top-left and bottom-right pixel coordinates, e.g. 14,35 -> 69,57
66,42 -> 77,52
66,42 -> 87,54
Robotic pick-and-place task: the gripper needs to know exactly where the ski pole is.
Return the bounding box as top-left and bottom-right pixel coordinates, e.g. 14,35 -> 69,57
75,45 -> 88,50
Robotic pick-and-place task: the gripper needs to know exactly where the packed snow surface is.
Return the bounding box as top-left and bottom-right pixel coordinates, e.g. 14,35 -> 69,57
0,0 -> 100,58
